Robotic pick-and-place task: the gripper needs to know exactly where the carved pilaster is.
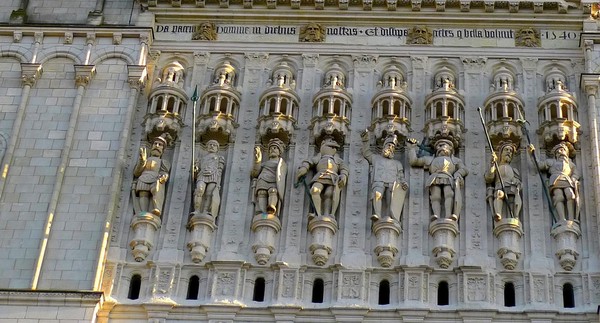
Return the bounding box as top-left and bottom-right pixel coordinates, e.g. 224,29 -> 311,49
74,65 -> 96,88
20,63 -> 42,87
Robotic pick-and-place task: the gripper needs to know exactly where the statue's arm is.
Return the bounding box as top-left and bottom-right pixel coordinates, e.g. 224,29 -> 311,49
408,145 -> 425,167
360,132 -> 373,164
455,159 -> 469,178
133,147 -> 146,177
251,147 -> 262,178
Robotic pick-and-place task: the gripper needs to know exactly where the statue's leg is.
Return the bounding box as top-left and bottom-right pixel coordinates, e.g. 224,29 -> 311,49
310,183 -> 323,217
256,189 -> 268,214
443,185 -> 455,220
513,192 -> 522,220
323,185 -> 334,217
372,186 -> 383,221
429,186 -> 442,221
138,191 -> 150,214
194,181 -> 206,213
267,187 -> 278,214
492,190 -> 505,221
210,183 -> 220,217
151,183 -> 165,216
204,183 -> 216,215
552,188 -> 567,222
564,188 -> 576,221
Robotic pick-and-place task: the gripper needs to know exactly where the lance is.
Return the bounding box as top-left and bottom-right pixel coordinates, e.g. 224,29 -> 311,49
516,111 -> 558,225
477,107 -> 515,220
190,85 -> 199,213
294,175 -> 317,217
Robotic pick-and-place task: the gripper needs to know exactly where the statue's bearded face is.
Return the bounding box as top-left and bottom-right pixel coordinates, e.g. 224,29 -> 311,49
269,145 -> 280,158
436,142 -> 452,156
151,141 -> 165,156
501,147 -> 514,163
207,140 -> 219,153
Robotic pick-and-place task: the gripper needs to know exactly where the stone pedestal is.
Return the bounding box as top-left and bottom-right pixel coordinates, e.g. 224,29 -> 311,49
129,213 -> 161,262
187,213 -> 217,263
493,218 -> 523,270
307,215 -> 338,266
251,214 -> 282,265
551,220 -> 581,271
372,218 -> 402,267
429,219 -> 459,268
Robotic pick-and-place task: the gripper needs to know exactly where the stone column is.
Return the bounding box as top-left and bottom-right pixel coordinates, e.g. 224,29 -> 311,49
581,74 -> 600,270
0,63 -> 41,201
32,65 -> 96,289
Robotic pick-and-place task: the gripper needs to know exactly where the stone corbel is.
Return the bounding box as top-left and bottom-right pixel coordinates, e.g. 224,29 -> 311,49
187,213 -> 217,263
251,214 -> 282,265
130,213 -> 161,262
372,219 -> 401,267
308,216 -> 338,266
551,221 -> 581,271
493,218 -> 523,270
429,219 -> 459,268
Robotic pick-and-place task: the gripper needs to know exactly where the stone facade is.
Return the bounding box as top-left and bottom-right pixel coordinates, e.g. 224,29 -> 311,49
0,0 -> 600,322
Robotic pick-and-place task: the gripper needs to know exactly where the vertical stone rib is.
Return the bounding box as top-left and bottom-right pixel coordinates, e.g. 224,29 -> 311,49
0,63 -> 41,201
31,65 -> 95,289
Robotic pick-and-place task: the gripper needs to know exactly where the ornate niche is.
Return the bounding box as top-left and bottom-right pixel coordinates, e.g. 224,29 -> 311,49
257,61 -> 300,145
196,60 -> 241,146
537,67 -> 580,148
310,63 -> 352,146
370,65 -> 412,144
424,66 -> 465,144
144,61 -> 187,142
483,66 -> 525,270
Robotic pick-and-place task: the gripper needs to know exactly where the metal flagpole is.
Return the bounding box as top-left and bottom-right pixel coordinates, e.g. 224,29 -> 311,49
477,107 -> 515,220
191,85 -> 199,213
516,110 -> 558,225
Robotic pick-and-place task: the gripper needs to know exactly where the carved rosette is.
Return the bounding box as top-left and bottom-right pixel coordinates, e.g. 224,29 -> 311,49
424,67 -> 465,145
311,64 -> 352,146
372,218 -> 402,267
483,67 -> 525,145
196,61 -> 241,146
129,213 -> 161,262
251,214 -> 282,265
551,220 -> 581,271
429,219 -> 459,268
307,215 -> 338,266
186,213 -> 217,263
370,66 -> 412,143
257,62 -> 300,145
537,68 -> 580,149
493,218 -> 523,270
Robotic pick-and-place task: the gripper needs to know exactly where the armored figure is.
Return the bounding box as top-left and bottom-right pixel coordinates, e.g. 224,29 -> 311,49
251,138 -> 287,216
484,143 -> 522,221
296,137 -> 349,218
361,132 -> 408,222
531,142 -> 580,222
133,135 -> 170,216
408,138 -> 468,221
194,140 -> 225,216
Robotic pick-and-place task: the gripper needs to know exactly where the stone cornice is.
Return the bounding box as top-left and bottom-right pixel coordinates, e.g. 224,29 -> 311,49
0,289 -> 103,306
